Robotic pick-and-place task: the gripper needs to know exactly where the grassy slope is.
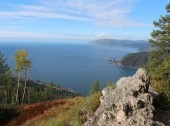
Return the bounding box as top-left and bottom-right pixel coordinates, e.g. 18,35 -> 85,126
5,92 -> 101,126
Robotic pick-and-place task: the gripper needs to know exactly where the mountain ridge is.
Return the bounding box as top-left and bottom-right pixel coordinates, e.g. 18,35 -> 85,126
91,39 -> 150,50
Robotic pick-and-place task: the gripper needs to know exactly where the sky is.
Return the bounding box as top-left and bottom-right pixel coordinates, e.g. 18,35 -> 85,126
0,0 -> 169,43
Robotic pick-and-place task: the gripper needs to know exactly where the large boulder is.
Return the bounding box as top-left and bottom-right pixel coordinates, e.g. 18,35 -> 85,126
84,68 -> 165,126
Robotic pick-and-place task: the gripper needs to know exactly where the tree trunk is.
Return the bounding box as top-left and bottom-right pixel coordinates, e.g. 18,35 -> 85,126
16,72 -> 20,105
6,84 -> 9,104
6,77 -> 11,104
21,71 -> 27,104
9,89 -> 11,104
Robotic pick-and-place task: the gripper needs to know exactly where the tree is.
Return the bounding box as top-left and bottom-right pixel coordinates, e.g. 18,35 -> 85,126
0,51 -> 9,84
44,82 -> 55,101
89,80 -> 100,95
21,59 -> 31,104
4,70 -> 12,104
14,50 -> 31,105
147,3 -> 170,103
0,51 -> 12,105
149,4 -> 170,50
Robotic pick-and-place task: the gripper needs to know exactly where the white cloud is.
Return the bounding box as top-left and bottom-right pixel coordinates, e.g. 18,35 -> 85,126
0,30 -> 91,40
0,11 -> 89,21
0,30 -> 55,38
93,33 -> 111,40
0,0 -> 151,28
0,30 -> 149,41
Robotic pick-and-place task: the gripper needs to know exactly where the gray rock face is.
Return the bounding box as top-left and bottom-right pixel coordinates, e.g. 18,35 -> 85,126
84,68 -> 165,126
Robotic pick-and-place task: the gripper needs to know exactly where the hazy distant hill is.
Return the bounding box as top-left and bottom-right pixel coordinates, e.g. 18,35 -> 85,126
92,39 -> 150,50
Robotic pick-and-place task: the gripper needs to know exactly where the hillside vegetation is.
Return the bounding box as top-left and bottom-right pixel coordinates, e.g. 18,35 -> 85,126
0,3 -> 169,126
1,92 -> 101,126
147,3 -> 170,109
120,52 -> 149,68
0,50 -> 79,107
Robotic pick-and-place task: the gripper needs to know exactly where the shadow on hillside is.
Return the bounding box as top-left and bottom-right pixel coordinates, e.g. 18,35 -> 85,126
0,107 -> 18,126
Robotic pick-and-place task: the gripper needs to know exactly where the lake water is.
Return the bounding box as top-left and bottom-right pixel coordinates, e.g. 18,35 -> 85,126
0,42 -> 137,95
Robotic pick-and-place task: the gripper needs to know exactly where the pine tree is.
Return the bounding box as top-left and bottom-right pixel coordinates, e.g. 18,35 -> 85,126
0,51 -> 9,82
0,51 -> 11,104
147,3 -> 170,102
89,80 -> 100,95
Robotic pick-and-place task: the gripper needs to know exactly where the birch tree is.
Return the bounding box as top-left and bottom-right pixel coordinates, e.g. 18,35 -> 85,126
14,50 -> 31,104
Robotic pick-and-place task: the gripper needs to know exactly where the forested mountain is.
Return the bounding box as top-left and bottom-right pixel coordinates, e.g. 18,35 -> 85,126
0,78 -> 79,106
120,52 -> 149,68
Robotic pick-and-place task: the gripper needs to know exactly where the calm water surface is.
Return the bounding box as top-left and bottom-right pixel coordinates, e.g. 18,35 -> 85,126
0,43 -> 137,94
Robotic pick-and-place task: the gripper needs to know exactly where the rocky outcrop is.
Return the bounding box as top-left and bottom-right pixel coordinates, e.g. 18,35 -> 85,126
84,68 -> 165,126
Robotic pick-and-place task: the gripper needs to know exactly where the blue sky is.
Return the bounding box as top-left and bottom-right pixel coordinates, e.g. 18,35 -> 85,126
0,0 -> 169,43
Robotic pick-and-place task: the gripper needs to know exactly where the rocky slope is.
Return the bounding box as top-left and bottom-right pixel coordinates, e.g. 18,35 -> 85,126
84,68 -> 168,126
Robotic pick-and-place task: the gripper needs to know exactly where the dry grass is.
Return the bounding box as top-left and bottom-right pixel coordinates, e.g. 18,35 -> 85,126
6,92 -> 101,126
6,99 -> 73,126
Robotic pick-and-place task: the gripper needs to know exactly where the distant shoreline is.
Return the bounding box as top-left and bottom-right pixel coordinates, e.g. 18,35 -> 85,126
106,58 -> 138,69
106,51 -> 149,69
